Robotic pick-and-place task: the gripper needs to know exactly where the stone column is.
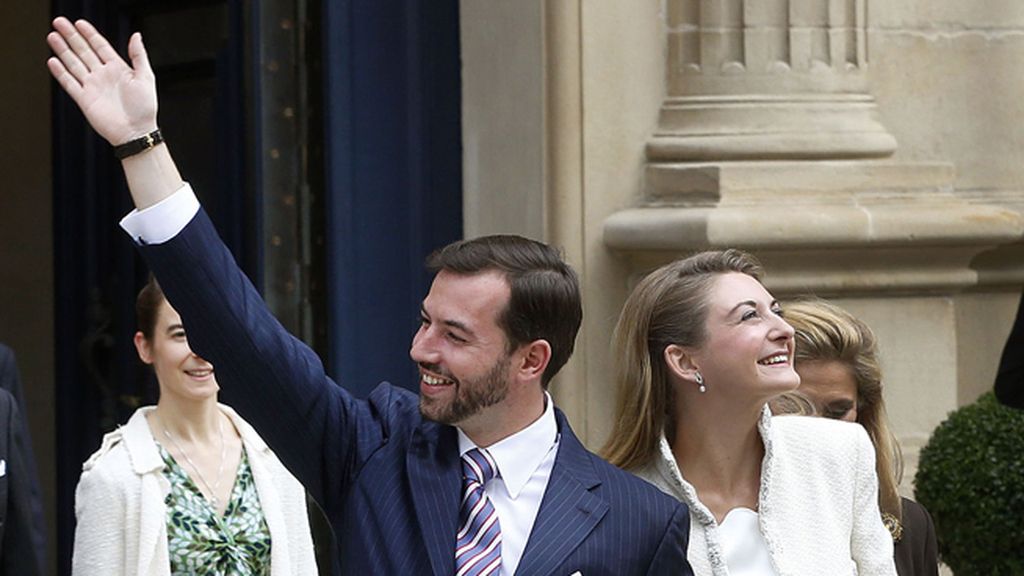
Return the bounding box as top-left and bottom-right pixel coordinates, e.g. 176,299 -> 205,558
603,0 -> 1023,490
651,0 -> 896,160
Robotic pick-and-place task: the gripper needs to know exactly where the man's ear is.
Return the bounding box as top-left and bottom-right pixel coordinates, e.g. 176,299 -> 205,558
133,331 -> 154,365
515,339 -> 552,384
663,344 -> 701,384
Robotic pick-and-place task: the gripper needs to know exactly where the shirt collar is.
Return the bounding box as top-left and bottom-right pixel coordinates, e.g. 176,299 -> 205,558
457,392 -> 558,499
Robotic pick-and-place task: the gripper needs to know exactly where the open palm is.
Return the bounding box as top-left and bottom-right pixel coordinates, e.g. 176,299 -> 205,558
47,17 -> 158,146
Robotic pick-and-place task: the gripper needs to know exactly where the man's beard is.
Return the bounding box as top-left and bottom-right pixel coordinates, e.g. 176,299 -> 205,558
419,354 -> 510,425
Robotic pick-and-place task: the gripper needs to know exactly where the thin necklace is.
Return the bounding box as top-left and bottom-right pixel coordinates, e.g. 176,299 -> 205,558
161,414 -> 227,509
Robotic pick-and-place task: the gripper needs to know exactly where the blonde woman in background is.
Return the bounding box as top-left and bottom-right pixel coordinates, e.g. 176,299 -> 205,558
783,299 -> 939,576
602,249 -> 896,575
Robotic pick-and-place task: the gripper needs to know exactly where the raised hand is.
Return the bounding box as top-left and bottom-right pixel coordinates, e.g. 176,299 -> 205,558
47,17 -> 182,208
47,17 -> 158,146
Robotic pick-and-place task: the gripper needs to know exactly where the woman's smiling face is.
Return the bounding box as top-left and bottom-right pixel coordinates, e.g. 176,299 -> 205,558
134,299 -> 219,402
688,272 -> 800,403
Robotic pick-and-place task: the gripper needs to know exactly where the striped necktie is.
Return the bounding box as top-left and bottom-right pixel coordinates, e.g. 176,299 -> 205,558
455,448 -> 502,576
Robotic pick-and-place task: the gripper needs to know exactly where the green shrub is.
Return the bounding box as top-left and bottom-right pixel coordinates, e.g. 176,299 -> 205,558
914,392 -> 1024,576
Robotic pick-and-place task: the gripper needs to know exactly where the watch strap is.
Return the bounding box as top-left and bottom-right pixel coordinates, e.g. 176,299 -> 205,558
113,129 -> 164,160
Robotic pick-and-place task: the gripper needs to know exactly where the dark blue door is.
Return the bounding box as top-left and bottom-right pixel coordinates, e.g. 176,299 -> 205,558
322,0 -> 463,395
52,2 -> 255,573
52,1 -> 461,573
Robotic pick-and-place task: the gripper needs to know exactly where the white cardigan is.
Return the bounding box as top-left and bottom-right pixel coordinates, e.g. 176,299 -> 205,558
634,408 -> 896,576
71,405 -> 317,576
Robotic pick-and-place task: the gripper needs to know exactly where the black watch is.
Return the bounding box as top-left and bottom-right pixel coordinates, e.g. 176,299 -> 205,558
113,129 -> 164,160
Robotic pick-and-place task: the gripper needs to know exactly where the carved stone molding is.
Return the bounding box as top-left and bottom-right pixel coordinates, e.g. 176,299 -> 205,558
604,161 -> 1024,295
651,0 -> 896,160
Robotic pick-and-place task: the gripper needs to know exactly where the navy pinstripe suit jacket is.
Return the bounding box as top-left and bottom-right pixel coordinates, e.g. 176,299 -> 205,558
140,208 -> 693,576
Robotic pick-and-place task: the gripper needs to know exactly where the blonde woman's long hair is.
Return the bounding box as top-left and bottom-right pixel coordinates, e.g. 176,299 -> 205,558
601,249 -> 763,471
784,299 -> 904,526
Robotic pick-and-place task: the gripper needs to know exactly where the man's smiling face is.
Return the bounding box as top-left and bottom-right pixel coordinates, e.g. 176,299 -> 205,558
410,269 -> 515,427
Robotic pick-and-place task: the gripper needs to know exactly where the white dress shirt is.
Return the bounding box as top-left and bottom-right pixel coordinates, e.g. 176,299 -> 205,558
457,393 -> 559,576
120,183 -> 200,243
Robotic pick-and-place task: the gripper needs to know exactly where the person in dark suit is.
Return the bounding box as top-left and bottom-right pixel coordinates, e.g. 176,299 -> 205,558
47,17 -> 694,575
0,344 -> 46,575
994,291 -> 1024,409
0,388 -> 44,575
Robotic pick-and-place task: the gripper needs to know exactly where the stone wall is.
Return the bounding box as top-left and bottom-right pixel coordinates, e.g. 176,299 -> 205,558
460,0 -> 1024,502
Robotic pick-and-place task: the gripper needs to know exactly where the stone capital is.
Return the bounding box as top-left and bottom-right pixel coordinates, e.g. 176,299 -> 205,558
656,0 -> 896,160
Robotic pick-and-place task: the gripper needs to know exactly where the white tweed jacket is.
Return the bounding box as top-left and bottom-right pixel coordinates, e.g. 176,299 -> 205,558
71,405 -> 317,576
634,407 -> 896,576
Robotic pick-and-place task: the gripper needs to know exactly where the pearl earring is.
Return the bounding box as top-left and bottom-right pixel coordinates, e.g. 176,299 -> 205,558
695,372 -> 706,393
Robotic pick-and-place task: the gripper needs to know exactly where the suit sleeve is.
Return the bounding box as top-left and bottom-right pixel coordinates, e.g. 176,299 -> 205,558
0,395 -> 44,576
70,462 -> 127,576
994,291 -> 1024,409
137,208 -> 388,515
850,427 -> 897,576
645,502 -> 694,576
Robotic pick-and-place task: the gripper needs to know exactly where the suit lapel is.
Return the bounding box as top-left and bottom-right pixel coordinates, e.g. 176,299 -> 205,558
408,422 -> 462,576
516,410 -> 609,576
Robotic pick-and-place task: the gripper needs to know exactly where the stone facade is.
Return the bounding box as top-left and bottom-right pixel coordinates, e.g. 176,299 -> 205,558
460,0 -> 1024,507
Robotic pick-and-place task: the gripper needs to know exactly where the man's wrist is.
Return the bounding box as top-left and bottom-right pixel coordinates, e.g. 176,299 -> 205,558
113,128 -> 164,160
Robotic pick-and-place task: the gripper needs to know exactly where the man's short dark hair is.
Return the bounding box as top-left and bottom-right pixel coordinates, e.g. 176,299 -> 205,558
427,235 -> 582,388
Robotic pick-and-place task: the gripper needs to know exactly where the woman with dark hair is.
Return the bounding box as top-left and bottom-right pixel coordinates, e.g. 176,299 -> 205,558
71,278 -> 317,575
603,250 -> 896,575
784,298 -> 939,576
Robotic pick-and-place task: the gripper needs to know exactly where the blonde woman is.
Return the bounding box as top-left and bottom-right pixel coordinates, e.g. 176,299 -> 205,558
71,278 -> 317,575
784,299 -> 939,576
603,250 -> 896,575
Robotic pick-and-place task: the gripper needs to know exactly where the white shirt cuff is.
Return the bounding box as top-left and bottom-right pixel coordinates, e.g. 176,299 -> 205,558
119,183 -> 200,244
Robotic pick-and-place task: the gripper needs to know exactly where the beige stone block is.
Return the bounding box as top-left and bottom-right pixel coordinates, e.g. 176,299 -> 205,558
604,159 -> 1023,304
755,247 -> 984,295
645,161 -> 954,203
460,0 -> 545,239
707,205 -> 871,246
870,31 -> 1024,193
954,291 -> 1019,405
870,0 -> 1024,28
544,0 -> 587,424
865,202 -> 1021,244
606,163 -> 1022,265
576,0 -> 666,446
